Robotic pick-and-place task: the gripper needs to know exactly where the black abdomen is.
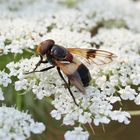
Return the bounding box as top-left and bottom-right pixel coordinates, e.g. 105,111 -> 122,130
77,64 -> 91,87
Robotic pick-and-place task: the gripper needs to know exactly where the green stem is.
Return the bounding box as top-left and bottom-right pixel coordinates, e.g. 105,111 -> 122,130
16,92 -> 22,110
88,123 -> 95,135
101,124 -> 105,133
24,48 -> 35,54
46,97 -> 53,105
128,110 -> 140,116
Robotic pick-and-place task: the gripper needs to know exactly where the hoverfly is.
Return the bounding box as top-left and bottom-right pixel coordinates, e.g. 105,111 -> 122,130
26,39 -> 116,106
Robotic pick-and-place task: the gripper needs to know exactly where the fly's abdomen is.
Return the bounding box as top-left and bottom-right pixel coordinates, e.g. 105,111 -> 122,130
77,63 -> 91,87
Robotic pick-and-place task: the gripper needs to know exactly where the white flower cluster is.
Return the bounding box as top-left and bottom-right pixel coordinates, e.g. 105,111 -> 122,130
51,86 -> 131,126
0,0 -> 140,139
0,106 -> 45,140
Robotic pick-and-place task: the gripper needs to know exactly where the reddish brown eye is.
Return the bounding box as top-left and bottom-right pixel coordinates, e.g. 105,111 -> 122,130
36,39 -> 55,55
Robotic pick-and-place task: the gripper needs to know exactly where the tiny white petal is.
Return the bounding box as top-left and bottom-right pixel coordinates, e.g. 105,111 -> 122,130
64,127 -> 89,140
31,122 -> 46,134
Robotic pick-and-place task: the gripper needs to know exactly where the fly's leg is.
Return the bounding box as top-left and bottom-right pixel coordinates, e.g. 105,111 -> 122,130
25,55 -> 51,74
57,67 -> 79,106
25,66 -> 55,74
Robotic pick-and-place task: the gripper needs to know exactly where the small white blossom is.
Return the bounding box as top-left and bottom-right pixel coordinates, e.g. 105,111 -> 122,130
95,75 -> 106,89
94,115 -> 110,126
30,122 -> 46,134
6,62 -> 19,76
0,71 -> 11,87
15,79 -> 28,91
109,110 -> 131,124
118,86 -> 137,100
109,75 -> 119,86
130,74 -> 140,86
64,127 -> 89,140
63,113 -> 76,126
79,112 -> 92,124
106,96 -> 121,104
50,110 -> 62,120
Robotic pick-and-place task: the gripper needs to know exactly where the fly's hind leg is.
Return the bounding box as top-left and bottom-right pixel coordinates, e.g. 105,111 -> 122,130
68,79 -> 71,87
63,79 -> 71,88
57,67 -> 79,106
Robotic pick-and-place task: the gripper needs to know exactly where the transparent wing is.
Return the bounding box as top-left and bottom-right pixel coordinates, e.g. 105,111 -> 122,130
67,48 -> 117,65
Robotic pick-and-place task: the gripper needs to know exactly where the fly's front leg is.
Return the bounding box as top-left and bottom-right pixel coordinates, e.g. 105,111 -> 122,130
33,55 -> 48,71
68,79 -> 71,87
57,67 -> 79,106
25,55 -> 49,74
25,66 -> 55,74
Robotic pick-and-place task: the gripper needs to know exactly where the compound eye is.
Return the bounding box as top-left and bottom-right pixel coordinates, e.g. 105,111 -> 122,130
36,39 -> 55,56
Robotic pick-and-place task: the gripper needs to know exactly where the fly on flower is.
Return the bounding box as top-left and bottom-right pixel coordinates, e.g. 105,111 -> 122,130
25,39 -> 116,106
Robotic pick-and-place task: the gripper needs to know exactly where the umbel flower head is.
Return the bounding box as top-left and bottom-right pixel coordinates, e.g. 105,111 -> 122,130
0,106 -> 46,140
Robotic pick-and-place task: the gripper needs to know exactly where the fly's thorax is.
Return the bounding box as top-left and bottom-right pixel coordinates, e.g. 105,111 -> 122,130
47,55 -> 57,65
50,45 -> 68,60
